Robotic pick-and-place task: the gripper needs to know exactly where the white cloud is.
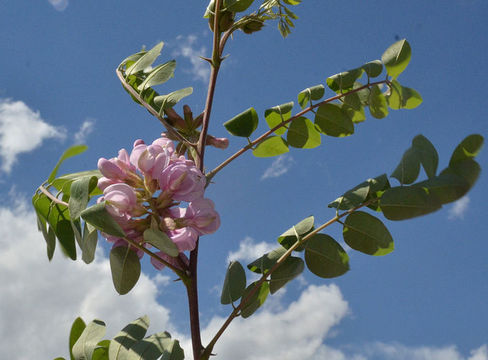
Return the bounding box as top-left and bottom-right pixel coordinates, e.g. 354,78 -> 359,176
74,118 -> 95,144
172,35 -> 210,83
448,196 -> 470,220
261,155 -> 294,180
357,342 -> 488,360
227,236 -> 276,263
2,197 -> 486,360
198,284 -> 350,360
0,98 -> 66,173
48,0 -> 69,11
0,197 -> 178,360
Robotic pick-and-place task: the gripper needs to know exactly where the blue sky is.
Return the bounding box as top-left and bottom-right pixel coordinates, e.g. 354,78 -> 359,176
0,1 -> 487,359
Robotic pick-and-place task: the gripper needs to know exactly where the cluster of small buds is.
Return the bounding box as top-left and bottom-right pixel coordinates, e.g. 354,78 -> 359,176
97,134 -> 220,271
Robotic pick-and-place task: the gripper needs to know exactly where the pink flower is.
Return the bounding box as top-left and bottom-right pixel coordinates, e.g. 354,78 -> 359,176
103,183 -> 138,218
186,198 -> 220,235
169,227 -> 199,252
152,135 -> 175,155
158,160 -> 205,202
97,176 -> 121,191
98,158 -> 127,180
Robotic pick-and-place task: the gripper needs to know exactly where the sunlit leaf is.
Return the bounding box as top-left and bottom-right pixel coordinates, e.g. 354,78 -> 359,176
128,331 -> 184,360
305,234 -> 349,278
328,181 -> 370,210
52,170 -> 102,196
72,319 -> 106,360
381,39 -> 411,79
153,87 -> 193,111
69,317 -> 86,360
368,85 -> 389,119
224,0 -> 254,12
252,136 -> 289,157
362,60 -> 383,78
286,117 -> 321,148
109,316 -> 149,360
126,42 -> 164,76
138,60 -> 176,92
264,102 -> 294,135
48,145 -> 88,183
298,85 -> 325,108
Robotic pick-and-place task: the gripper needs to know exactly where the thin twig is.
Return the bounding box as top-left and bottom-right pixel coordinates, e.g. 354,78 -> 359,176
206,80 -> 390,183
38,185 -> 69,207
202,198 -> 378,357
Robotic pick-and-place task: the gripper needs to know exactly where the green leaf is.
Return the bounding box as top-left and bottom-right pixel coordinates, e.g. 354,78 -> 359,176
412,135 -> 438,179
269,256 -> 304,294
69,176 -> 98,220
381,39 -> 411,80
328,181 -> 370,210
443,158 -> 481,189
92,340 -> 110,360
52,170 -> 102,196
298,85 -> 325,109
36,213 -> 56,260
240,281 -> 270,318
81,202 -> 126,238
48,145 -> 88,183
138,60 -> 176,92
366,174 -> 391,211
304,234 -> 349,278
143,228 -> 179,257
223,107 -> 259,137
449,134 -> 484,166
278,216 -> 314,251
326,68 -> 363,92
110,245 -> 141,295
386,80 -> 422,110
109,316 -> 150,360
343,211 -> 394,256
368,84 -> 389,119
81,222 -> 98,264
380,186 -> 442,220
128,331 -> 184,360
221,261 -> 247,304
247,246 -> 287,274
252,136 -> 289,157
414,171 -> 472,205
33,195 -> 77,260
69,318 -> 86,360
315,103 -> 354,137
342,103 -> 366,124
119,51 -> 147,69
391,147 -> 420,185
224,0 -> 254,12
362,60 -> 383,78
286,117 -> 321,149
153,87 -> 193,111
264,102 -> 294,135
72,319 -> 106,360
126,42 -> 164,76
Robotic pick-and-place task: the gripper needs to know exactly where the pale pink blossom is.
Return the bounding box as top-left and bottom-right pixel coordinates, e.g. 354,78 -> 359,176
186,198 -> 220,235
104,183 -> 138,218
158,160 -> 205,202
152,135 -> 175,155
169,227 -> 199,252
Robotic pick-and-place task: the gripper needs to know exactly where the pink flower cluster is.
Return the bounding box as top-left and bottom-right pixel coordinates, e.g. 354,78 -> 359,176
97,135 -> 220,270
